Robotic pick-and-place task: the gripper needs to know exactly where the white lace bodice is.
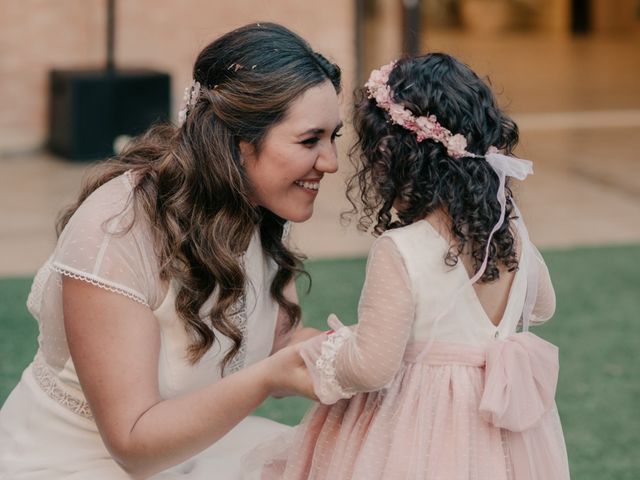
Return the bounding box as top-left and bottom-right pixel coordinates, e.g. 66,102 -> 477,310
25,172 -> 280,416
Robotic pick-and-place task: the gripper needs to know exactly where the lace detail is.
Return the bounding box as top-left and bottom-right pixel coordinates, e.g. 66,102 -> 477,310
225,294 -> 248,375
315,327 -> 356,401
51,262 -> 148,307
281,221 -> 292,241
31,354 -> 94,420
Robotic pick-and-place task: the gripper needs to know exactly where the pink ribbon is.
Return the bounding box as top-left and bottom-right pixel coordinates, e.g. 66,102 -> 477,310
480,332 -> 559,431
479,332 -> 569,479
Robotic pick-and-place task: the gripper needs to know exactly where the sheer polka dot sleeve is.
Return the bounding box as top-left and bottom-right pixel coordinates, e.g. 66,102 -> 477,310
300,236 -> 415,404
530,247 -> 556,325
51,174 -> 163,309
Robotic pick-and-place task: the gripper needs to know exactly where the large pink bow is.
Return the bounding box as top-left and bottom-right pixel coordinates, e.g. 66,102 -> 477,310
480,332 -> 570,479
479,331 -> 558,431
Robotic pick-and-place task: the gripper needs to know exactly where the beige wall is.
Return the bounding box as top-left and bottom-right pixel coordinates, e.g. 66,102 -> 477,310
592,0 -> 640,33
362,0 -> 402,79
538,0 -> 571,33
0,0 -> 355,154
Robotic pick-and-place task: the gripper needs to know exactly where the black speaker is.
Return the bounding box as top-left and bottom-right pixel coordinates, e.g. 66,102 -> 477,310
48,69 -> 171,161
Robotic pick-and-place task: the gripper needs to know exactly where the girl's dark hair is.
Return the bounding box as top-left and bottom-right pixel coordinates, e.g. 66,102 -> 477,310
57,22 -> 341,371
348,52 -> 519,282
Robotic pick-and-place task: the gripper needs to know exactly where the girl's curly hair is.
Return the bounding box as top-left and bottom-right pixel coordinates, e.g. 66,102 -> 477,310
347,53 -> 520,283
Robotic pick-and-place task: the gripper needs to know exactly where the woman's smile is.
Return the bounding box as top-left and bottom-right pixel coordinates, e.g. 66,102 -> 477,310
294,178 -> 321,193
241,80 -> 341,222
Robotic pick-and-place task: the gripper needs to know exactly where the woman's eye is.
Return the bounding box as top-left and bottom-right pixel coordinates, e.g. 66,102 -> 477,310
301,137 -> 319,147
331,132 -> 343,142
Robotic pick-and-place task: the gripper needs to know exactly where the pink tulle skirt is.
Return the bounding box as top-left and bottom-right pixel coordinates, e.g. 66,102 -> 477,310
245,336 -> 570,480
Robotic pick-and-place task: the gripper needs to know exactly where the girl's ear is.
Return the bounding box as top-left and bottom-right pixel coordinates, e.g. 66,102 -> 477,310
238,140 -> 256,166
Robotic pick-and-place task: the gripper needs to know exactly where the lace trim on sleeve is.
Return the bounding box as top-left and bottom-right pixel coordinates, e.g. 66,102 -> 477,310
51,262 -> 149,307
315,326 -> 357,401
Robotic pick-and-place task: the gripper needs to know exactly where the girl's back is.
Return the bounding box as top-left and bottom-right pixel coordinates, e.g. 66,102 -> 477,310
385,217 -> 527,344
386,215 -> 555,344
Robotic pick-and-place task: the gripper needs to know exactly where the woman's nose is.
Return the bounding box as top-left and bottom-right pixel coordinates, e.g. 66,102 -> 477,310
316,143 -> 339,174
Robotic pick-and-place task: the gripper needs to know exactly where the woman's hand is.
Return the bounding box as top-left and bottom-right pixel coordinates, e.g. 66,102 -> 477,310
265,342 -> 318,401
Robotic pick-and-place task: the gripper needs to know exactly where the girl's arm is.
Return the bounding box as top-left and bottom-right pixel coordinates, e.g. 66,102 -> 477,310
530,245 -> 557,325
304,236 -> 415,401
63,277 -> 313,479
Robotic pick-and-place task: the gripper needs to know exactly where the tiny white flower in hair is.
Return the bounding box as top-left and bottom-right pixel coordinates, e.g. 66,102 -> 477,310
178,80 -> 202,126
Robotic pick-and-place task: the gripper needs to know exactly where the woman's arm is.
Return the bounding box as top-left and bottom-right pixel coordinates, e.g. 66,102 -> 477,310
63,277 -> 312,478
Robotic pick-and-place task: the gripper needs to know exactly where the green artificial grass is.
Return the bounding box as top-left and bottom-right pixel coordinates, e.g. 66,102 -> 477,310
1,244 -> 639,479
0,277 -> 38,397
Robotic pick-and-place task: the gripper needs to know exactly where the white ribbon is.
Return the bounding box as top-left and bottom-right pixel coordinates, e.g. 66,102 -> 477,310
486,152 -> 533,182
468,153 -> 533,284
416,153 -> 534,361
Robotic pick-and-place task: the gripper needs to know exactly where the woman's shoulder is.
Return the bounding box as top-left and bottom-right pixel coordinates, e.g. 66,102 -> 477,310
77,172 -> 136,217
62,172 -> 143,235
53,171 -> 163,308
55,171 -> 155,260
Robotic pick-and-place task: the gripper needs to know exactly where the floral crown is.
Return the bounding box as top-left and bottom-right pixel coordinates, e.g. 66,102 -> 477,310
365,60 -> 477,159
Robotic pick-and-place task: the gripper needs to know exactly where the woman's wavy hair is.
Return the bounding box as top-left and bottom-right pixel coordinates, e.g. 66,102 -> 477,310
347,53 -> 519,282
57,22 -> 341,371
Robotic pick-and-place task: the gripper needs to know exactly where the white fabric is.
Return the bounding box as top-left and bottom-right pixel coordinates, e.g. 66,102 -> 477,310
0,172 -> 288,478
310,320 -> 356,403
309,218 -> 556,400
242,214 -> 562,480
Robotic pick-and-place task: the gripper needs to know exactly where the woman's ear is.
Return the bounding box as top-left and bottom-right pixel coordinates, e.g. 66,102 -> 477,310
238,140 -> 256,166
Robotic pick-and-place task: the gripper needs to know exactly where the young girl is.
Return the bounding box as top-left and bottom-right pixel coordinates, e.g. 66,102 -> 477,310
245,53 -> 570,479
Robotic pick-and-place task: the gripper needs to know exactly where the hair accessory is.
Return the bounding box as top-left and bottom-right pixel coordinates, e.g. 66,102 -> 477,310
178,79 -> 202,125
366,60 -> 473,159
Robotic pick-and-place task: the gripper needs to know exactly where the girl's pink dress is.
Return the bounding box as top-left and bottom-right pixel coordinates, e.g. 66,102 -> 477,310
244,218 -> 570,479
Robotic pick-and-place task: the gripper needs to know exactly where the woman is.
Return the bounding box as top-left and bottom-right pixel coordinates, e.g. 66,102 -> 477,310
0,22 -> 343,479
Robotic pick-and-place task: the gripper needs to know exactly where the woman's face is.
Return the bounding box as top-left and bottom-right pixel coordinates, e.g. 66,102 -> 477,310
241,80 -> 342,223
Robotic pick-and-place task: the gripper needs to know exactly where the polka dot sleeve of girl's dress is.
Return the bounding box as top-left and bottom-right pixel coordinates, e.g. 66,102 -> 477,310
530,242 -> 556,325
301,235 -> 415,403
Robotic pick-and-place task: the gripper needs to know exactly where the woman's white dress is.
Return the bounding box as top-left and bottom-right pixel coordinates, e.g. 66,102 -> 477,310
0,172 -> 289,479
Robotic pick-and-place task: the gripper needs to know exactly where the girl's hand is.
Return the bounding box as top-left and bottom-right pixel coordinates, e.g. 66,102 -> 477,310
265,343 -> 318,401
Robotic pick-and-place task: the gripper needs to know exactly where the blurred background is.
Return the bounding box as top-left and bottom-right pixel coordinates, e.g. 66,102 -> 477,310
1,1 -> 639,478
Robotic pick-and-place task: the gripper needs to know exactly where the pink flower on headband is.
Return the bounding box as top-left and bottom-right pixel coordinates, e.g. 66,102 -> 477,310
365,60 -> 475,159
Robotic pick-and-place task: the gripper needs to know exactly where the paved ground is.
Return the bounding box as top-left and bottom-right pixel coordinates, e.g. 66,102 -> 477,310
1,32 -> 639,276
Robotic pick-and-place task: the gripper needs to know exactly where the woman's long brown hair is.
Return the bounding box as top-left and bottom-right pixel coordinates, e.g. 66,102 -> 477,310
57,23 -> 341,371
